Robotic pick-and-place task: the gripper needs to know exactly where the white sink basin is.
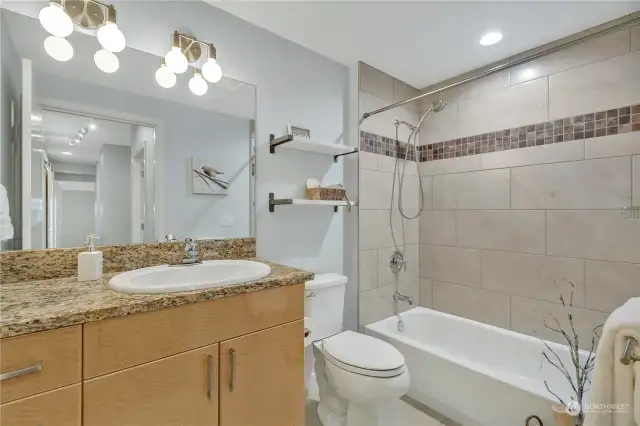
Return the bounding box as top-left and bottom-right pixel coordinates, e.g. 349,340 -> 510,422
108,260 -> 272,294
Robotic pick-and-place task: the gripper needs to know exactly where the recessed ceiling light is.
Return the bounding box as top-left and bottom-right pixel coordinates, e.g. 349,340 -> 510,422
479,32 -> 503,46
61,151 -> 72,155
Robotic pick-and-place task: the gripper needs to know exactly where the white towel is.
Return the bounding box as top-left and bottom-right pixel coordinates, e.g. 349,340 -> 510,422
0,184 -> 13,242
585,298 -> 640,426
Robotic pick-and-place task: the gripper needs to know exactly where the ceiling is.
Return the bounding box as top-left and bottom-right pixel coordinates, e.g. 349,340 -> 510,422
213,1 -> 639,89
38,109 -> 133,164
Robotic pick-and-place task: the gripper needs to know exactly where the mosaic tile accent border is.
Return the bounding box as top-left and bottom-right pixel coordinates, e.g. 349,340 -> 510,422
360,104 -> 640,162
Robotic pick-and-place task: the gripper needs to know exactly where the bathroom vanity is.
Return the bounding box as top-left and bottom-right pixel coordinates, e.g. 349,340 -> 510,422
0,259 -> 311,426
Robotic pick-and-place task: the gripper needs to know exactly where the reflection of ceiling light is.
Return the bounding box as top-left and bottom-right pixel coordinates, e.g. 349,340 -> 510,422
96,7 -> 126,53
202,44 -> 222,83
94,49 -> 119,73
31,114 -> 43,122
479,32 -> 503,46
44,36 -> 74,62
189,69 -> 208,96
39,1 -> 73,37
61,151 -> 72,155
89,123 -> 97,130
155,58 -> 177,88
521,68 -> 537,80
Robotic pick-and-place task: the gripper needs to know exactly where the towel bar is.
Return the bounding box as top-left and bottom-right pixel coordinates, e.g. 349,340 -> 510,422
620,337 -> 640,365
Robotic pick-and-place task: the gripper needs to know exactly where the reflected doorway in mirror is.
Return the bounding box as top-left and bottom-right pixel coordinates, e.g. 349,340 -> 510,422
192,157 -> 229,195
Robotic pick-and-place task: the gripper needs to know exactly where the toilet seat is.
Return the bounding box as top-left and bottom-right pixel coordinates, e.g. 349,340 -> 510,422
317,331 -> 405,378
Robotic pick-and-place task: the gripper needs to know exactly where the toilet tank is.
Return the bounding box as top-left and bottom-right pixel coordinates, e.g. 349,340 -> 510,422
305,273 -> 348,341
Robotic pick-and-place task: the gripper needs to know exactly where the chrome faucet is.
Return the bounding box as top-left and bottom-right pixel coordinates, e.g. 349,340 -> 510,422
393,292 -> 414,305
182,238 -> 201,265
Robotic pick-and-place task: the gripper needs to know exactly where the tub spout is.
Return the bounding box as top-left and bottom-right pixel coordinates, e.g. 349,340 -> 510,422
393,292 -> 414,305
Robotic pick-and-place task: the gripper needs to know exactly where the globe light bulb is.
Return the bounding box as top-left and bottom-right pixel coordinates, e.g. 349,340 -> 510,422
201,58 -> 222,83
155,63 -> 176,89
39,2 -> 73,38
164,46 -> 188,74
44,36 -> 73,62
94,49 -> 119,73
97,21 -> 126,53
189,70 -> 208,96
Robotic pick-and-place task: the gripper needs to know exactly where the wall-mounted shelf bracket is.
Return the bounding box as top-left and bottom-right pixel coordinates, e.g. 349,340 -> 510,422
269,134 -> 358,161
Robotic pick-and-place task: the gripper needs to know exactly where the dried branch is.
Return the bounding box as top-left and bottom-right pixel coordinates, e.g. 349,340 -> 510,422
544,380 -> 566,406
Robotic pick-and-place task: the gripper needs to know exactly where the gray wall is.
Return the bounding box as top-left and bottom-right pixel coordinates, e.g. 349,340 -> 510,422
96,144 -> 131,245
59,189 -> 95,248
0,14 -> 22,250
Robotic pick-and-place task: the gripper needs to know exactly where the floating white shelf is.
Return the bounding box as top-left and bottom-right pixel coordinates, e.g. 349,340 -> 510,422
269,193 -> 357,213
269,134 -> 358,162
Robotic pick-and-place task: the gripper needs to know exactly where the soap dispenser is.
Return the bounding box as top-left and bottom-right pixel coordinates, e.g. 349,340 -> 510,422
78,234 -> 103,281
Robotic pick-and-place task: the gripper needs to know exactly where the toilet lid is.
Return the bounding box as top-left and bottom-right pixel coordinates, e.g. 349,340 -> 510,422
320,331 -> 405,375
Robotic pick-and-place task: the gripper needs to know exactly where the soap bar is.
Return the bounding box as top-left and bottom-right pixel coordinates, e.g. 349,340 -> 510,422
78,251 -> 103,281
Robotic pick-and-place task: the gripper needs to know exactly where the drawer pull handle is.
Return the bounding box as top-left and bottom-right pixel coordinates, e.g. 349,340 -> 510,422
0,362 -> 42,381
229,349 -> 236,392
207,355 -> 215,400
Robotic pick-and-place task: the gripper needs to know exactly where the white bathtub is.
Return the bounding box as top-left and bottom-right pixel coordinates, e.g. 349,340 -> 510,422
365,307 -> 591,426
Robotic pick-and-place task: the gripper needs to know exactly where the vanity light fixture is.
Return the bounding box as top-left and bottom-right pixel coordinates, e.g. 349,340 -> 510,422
158,31 -> 223,95
189,69 -> 208,96
94,49 -> 119,73
39,0 -> 126,71
155,58 -> 177,88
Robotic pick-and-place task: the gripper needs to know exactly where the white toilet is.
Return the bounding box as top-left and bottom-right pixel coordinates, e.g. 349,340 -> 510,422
305,273 -> 410,426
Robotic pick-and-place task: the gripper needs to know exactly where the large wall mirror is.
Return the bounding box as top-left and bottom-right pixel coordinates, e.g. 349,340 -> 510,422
0,8 -> 256,251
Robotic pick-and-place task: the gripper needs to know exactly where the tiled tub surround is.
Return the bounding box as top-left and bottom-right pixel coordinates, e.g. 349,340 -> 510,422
358,25 -> 640,343
0,238 -> 256,284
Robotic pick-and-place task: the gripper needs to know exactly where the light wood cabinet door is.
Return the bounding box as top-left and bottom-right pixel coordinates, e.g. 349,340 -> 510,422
83,344 -> 219,426
0,383 -> 81,426
219,320 -> 304,426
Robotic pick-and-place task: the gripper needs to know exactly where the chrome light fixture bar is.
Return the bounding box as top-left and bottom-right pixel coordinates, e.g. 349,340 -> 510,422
39,0 -> 126,72
157,31 -> 223,95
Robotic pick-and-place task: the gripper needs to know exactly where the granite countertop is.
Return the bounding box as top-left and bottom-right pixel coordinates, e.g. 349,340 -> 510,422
0,260 -> 313,338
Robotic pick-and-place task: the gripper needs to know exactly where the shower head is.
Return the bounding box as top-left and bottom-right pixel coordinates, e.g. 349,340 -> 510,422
432,99 -> 447,113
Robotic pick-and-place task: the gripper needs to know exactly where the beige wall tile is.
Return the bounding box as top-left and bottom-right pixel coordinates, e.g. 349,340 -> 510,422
360,91 -> 417,142
458,77 -> 549,137
394,175 -> 421,217
360,169 -> 393,210
360,62 -> 393,102
547,210 -> 640,263
393,79 -> 419,104
511,29 -> 631,85
359,209 -> 419,250
434,281 -> 511,328
585,132 -> 640,159
378,245 -> 419,287
434,169 -> 510,210
376,155 -> 396,173
420,105 -> 458,144
396,279 -> 420,313
549,50 -> 640,119
421,245 -> 482,286
419,210 -> 456,246
359,151 -> 378,170
511,296 -> 608,349
633,156 -> 640,206
359,249 -> 378,292
421,177 -> 433,210
456,210 -> 546,254
586,260 -> 640,313
511,157 -> 632,209
418,155 -> 483,176
482,251 -> 585,306
631,25 -> 640,51
359,284 -> 395,326
420,69 -> 510,108
419,278 -> 433,308
481,140 -> 584,170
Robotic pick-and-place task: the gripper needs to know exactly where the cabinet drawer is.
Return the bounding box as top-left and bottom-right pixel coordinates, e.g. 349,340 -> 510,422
84,284 -> 303,378
0,326 -> 82,403
83,344 -> 218,426
0,383 -> 81,426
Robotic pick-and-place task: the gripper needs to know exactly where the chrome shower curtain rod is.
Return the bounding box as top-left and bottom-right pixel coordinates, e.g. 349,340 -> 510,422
361,12 -> 640,121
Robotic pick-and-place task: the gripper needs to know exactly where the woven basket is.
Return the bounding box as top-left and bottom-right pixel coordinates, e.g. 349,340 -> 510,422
306,186 -> 346,201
